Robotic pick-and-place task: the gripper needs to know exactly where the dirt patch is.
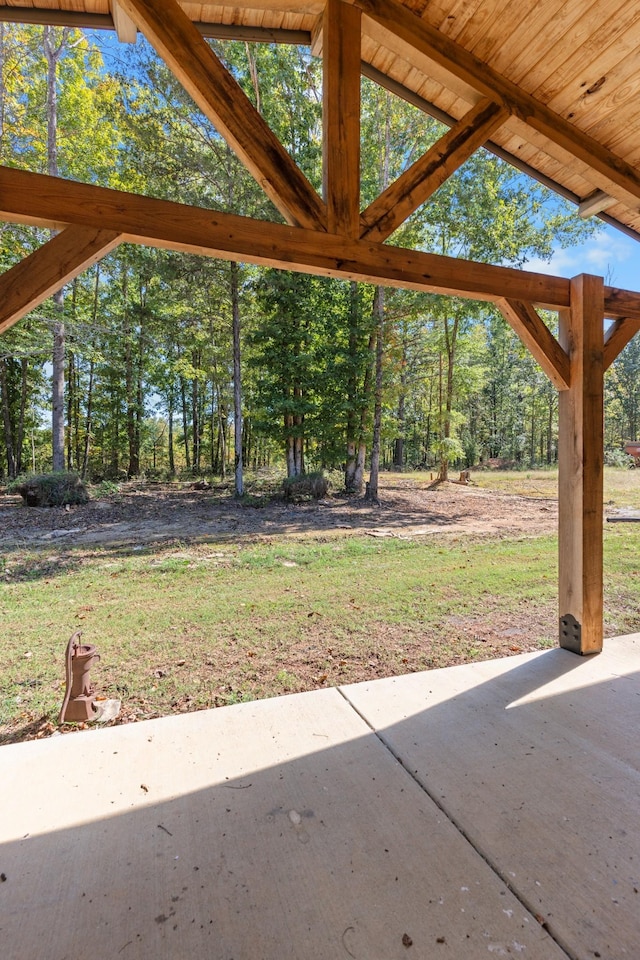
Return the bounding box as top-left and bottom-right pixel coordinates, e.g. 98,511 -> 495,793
0,475 -> 558,549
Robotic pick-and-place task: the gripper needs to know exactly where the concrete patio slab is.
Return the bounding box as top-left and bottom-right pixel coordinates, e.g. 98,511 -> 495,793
3,637 -> 640,959
342,634 -> 640,959
2,683 -> 566,960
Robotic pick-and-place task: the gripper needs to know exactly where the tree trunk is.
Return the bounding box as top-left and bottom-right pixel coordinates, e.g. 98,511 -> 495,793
0,358 -> 16,478
393,329 -> 408,468
44,26 -> 69,473
344,283 -> 360,493
81,264 -> 101,479
51,315 -> 65,470
438,312 -> 459,482
231,261 -> 244,496
192,361 -> 200,473
366,287 -> 385,502
81,359 -> 95,479
16,358 -> 28,476
180,375 -> 191,471
168,392 -> 175,476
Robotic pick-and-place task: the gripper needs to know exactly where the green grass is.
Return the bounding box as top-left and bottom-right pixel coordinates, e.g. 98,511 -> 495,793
2,467 -> 640,742
469,466 -> 640,508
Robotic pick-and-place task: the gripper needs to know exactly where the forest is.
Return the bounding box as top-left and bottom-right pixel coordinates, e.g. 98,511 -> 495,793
1,23 -> 639,491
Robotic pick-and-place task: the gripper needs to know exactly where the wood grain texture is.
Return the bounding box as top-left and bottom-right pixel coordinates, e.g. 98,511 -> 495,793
0,166 -> 575,310
497,298 -> 570,391
2,167 -> 640,319
349,0 -> 640,205
360,98 -> 507,241
323,0 -> 361,237
558,275 -> 605,655
603,316 -> 640,370
110,0 -> 137,42
119,0 -> 327,230
0,226 -> 121,335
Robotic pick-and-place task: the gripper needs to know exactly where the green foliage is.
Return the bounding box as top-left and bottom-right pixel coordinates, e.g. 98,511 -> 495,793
10,471 -> 89,507
604,449 -> 635,469
282,471 -> 330,502
1,26 -> 627,487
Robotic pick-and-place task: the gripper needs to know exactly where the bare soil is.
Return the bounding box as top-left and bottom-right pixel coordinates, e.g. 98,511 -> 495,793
0,475 -> 558,549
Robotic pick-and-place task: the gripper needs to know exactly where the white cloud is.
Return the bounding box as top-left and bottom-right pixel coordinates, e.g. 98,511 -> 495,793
522,228 -> 640,288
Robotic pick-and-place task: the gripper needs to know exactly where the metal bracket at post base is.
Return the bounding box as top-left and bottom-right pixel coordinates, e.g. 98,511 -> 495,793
559,614 -> 582,653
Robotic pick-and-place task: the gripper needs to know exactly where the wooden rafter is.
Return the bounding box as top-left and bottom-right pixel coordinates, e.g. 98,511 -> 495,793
603,317 -> 640,371
349,0 -> 640,209
0,226 -> 121,335
360,98 -> 508,243
118,0 -> 327,232
110,0 -> 136,43
323,0 -> 361,238
497,299 -> 570,392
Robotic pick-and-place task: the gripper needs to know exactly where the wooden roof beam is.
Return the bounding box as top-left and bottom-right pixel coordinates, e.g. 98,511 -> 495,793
0,226 -> 121,335
323,0 -> 361,238
497,299 -> 571,391
118,0 -> 326,231
349,0 -> 640,209
360,98 -> 508,243
0,6 -> 310,43
3,168 -> 640,320
0,167 -> 574,310
110,1 -> 137,44
603,317 -> 640,370
578,190 -> 617,219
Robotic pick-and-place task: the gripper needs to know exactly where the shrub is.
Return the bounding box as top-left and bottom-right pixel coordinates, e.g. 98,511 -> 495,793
604,449 -> 635,469
10,471 -> 89,507
282,471 -> 330,502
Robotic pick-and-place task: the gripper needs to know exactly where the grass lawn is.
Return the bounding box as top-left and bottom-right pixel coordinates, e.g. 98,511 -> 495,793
1,467 -> 639,743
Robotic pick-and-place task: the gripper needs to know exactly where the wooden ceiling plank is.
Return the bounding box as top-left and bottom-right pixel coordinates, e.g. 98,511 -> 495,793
0,166 -> 575,311
464,0 -> 532,63
0,226 -> 121,335
350,0 -> 640,205
497,298 -> 571,391
360,97 -> 508,242
117,0 -> 327,231
323,0 -> 362,238
495,0 -> 608,88
603,317 -> 640,370
527,0 -> 636,105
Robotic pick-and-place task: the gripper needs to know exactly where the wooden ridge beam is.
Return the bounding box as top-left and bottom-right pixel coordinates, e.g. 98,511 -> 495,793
0,168 -> 575,310
0,226 -> 121,335
323,0 -> 361,237
349,0 -> 640,208
360,98 -> 508,242
497,299 -> 570,391
603,317 -> 640,371
118,0 -> 326,231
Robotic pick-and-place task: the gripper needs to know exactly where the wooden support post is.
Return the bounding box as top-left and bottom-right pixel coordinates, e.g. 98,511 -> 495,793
558,274 -> 604,655
323,0 -> 361,237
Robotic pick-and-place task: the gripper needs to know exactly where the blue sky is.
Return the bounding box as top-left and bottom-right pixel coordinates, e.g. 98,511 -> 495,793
525,223 -> 640,291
